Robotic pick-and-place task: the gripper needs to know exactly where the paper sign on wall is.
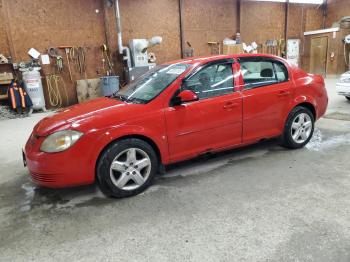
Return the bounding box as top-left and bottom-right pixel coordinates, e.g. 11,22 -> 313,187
41,54 -> 50,65
28,48 -> 40,59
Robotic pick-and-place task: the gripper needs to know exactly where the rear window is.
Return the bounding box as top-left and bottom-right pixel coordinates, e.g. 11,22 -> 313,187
240,58 -> 289,89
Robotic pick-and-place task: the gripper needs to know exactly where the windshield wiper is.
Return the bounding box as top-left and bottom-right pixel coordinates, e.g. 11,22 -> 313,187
112,93 -> 146,104
125,97 -> 146,104
112,94 -> 128,102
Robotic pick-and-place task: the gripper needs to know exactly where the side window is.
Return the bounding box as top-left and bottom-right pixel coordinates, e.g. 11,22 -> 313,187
273,62 -> 288,82
183,63 -> 234,99
240,60 -> 277,89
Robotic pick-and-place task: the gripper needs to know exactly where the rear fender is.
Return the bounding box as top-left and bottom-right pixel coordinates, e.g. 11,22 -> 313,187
293,95 -> 317,108
289,95 -> 317,119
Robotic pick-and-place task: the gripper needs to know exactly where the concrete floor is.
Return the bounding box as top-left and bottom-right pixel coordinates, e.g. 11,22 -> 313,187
0,79 -> 350,261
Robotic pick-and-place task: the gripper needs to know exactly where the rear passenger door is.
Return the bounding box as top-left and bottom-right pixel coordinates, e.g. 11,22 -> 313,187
239,57 -> 292,142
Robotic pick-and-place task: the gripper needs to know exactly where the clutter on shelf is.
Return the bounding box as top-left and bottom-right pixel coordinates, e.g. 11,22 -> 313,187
221,33 -> 287,57
0,54 -> 10,64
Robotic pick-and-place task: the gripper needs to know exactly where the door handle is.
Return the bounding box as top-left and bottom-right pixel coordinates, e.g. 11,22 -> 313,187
223,102 -> 238,109
277,90 -> 290,97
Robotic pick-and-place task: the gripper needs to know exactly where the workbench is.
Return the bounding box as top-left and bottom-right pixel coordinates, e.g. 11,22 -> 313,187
0,63 -> 15,101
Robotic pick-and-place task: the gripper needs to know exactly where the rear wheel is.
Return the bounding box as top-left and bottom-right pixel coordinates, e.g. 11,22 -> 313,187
97,138 -> 158,198
281,106 -> 314,149
346,96 -> 350,101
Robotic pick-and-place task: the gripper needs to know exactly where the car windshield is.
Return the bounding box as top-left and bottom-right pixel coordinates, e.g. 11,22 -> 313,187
113,63 -> 190,104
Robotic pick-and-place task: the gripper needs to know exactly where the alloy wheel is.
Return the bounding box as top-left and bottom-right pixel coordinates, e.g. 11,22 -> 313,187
290,113 -> 313,144
109,148 -> 151,191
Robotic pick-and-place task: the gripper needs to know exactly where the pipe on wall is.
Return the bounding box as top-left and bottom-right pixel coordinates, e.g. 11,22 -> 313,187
284,0 -> 289,56
115,0 -> 124,55
237,0 -> 241,33
178,0 -> 185,58
115,0 -> 131,68
322,0 -> 328,29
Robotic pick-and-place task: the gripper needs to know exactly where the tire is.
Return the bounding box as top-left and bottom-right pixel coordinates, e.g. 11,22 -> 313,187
346,96 -> 350,101
281,106 -> 314,149
97,138 -> 158,198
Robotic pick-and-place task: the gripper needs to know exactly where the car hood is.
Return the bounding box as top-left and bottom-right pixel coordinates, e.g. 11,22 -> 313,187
33,97 -> 140,136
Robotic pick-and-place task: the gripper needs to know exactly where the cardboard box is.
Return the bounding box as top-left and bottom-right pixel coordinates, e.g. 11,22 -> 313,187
222,44 -> 244,55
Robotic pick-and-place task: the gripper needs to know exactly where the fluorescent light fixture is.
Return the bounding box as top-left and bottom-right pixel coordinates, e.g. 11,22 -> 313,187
251,0 -> 324,4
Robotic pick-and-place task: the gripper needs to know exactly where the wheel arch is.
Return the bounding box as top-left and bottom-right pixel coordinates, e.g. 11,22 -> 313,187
95,134 -> 163,178
291,93 -> 318,120
281,101 -> 316,132
295,102 -> 316,120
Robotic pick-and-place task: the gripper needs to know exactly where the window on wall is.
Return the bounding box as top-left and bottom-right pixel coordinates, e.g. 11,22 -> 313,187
240,58 -> 288,89
183,62 -> 234,100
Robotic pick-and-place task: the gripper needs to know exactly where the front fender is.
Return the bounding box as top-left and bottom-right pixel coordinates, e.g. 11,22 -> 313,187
89,124 -> 169,170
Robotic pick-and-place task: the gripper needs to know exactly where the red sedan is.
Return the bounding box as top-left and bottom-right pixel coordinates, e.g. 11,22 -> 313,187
24,54 -> 328,198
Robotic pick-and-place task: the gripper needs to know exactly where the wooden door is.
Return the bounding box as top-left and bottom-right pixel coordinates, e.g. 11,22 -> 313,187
310,37 -> 328,76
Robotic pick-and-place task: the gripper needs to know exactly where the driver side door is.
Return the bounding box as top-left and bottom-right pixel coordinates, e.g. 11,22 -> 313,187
164,60 -> 243,163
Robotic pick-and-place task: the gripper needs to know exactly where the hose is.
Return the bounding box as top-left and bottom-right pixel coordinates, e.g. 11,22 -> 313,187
46,75 -> 69,107
69,46 -> 86,76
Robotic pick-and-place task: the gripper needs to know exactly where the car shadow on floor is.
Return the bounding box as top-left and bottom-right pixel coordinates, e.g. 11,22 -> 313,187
16,138 -> 290,210
162,138 -> 285,178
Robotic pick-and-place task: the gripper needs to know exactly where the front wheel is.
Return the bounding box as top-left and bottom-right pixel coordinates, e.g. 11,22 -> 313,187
97,138 -> 158,198
346,96 -> 350,101
281,106 -> 314,149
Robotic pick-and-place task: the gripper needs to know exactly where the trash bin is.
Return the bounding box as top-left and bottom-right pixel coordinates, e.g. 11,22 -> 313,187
100,76 -> 119,96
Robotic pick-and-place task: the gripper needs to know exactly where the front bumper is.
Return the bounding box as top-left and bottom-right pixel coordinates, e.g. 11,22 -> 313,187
24,133 -> 96,188
336,82 -> 350,96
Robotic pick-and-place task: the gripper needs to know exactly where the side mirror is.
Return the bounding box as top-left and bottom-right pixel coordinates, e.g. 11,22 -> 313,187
172,90 -> 198,106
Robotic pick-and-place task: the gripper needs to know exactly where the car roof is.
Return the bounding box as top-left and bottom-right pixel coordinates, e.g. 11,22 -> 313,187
165,53 -> 288,66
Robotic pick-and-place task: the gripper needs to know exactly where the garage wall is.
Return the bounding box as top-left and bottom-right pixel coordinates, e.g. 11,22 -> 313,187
0,7 -> 10,55
1,0 -> 181,105
183,0 -> 237,56
241,1 -> 323,44
119,0 -> 181,65
1,0 -> 107,105
103,0 -> 181,77
241,1 -> 286,44
301,0 -> 350,76
326,0 -> 350,28
111,0 -> 237,61
304,6 -> 324,32
1,0 -> 326,105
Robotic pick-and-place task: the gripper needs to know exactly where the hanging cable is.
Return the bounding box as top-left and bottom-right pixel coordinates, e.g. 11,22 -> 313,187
46,74 -> 69,107
69,46 -> 86,76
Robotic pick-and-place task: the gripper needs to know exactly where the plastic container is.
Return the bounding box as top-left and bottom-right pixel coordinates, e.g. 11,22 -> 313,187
100,76 -> 119,96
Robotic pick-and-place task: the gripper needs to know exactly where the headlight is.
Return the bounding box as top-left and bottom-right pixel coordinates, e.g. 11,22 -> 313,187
339,78 -> 350,83
40,130 -> 83,153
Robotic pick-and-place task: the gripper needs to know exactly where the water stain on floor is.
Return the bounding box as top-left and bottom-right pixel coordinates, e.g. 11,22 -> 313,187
324,112 -> 350,121
306,128 -> 350,152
